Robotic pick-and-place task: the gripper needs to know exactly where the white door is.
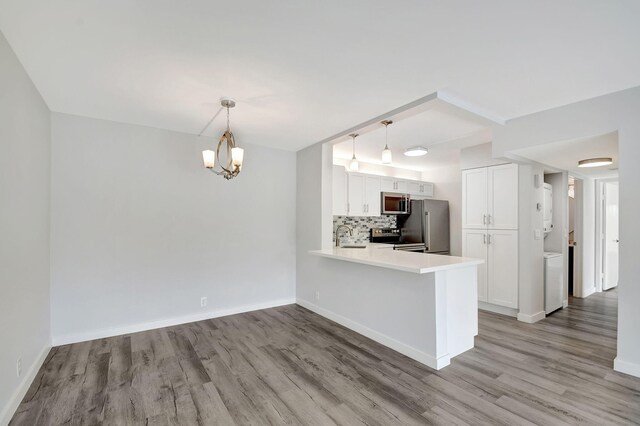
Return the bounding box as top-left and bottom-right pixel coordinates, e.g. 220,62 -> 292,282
381,177 -> 395,192
332,166 -> 348,216
347,173 -> 365,216
462,229 -> 488,302
364,176 -> 381,216
462,168 -> 488,228
488,164 -> 518,229
395,180 -> 408,193
487,229 -> 518,308
603,182 -> 619,290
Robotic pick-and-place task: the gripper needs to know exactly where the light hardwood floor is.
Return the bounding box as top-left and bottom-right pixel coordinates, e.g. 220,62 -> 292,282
10,290 -> 640,425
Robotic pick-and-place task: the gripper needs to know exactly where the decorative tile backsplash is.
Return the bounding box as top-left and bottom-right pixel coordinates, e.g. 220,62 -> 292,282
333,215 -> 397,244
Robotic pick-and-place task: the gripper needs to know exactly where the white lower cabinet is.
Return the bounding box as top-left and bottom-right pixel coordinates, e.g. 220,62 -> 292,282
463,229 -> 518,309
462,229 -> 488,303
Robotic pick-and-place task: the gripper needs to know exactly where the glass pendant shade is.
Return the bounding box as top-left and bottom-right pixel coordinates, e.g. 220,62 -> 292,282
231,147 -> 244,168
381,146 -> 392,164
202,150 -> 215,168
349,156 -> 359,171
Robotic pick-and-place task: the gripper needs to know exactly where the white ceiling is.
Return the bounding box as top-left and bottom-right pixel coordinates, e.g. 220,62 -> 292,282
1,1 -> 639,151
332,107 -> 490,171
512,132 -> 619,178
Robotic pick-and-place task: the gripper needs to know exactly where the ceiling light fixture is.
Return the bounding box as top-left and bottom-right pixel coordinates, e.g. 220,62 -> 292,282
381,120 -> 393,164
577,157 -> 613,168
349,133 -> 359,171
404,146 -> 428,157
201,97 -> 244,180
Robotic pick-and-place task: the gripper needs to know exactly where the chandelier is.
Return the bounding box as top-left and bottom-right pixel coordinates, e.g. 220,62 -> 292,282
201,97 -> 244,180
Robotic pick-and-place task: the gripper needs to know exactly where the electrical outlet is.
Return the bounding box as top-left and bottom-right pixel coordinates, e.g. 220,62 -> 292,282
200,297 -> 207,308
315,291 -> 320,301
16,357 -> 22,378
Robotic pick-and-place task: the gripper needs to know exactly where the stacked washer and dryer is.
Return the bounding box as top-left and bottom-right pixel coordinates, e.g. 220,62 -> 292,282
543,183 -> 564,314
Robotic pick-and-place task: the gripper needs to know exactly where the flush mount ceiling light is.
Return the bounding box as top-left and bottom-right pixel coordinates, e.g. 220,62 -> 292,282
404,146 -> 428,157
381,120 -> 393,164
201,97 -> 244,180
577,157 -> 613,168
349,133 -> 359,171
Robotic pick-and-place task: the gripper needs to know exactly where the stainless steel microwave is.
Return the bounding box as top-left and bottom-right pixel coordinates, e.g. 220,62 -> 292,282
381,192 -> 411,215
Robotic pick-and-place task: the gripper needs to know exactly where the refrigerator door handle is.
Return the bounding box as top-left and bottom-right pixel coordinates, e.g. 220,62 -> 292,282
424,212 -> 431,250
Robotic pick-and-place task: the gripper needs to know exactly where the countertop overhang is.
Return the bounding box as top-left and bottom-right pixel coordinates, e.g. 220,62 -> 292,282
309,245 -> 483,274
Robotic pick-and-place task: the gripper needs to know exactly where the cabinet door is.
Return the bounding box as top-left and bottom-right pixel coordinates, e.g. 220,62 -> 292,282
364,176 -> 381,216
381,177 -> 395,192
332,166 -> 348,216
488,164 -> 518,229
487,229 -> 518,308
395,180 -> 408,193
462,168 -> 488,228
462,229 -> 488,303
421,182 -> 434,197
347,173 -> 365,216
406,181 -> 421,196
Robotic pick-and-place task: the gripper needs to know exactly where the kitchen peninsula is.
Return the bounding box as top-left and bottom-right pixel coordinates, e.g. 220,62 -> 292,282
306,246 -> 482,370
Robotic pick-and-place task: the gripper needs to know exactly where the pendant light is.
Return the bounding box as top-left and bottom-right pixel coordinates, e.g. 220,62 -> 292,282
201,97 -> 244,180
349,133 -> 359,171
381,120 -> 393,164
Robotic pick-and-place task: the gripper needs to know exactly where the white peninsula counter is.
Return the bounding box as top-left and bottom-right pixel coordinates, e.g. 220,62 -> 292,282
304,245 -> 482,370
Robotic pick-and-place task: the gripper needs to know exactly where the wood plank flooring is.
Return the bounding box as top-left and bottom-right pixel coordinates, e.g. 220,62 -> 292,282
11,290 -> 640,425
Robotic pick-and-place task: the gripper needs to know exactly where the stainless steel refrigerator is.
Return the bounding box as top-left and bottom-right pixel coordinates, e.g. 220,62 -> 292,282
400,199 -> 450,254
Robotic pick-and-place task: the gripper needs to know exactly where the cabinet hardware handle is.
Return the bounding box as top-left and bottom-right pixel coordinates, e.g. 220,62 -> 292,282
488,234 -> 492,244
483,234 -> 486,244
487,214 -> 492,224
483,214 -> 487,225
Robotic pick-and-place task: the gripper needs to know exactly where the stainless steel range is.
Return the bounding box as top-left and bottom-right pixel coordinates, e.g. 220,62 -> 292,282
369,228 -> 427,253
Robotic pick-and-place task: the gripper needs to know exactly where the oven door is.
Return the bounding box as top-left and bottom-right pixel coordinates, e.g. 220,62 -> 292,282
381,193 -> 410,214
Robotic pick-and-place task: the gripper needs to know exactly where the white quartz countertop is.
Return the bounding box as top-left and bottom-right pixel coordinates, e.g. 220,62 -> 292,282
310,245 -> 483,274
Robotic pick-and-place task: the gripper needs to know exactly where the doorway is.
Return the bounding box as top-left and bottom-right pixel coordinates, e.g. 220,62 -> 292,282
597,179 -> 619,291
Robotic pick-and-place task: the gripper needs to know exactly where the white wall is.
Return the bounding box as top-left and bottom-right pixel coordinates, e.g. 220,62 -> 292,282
517,165 -> 545,322
0,32 -> 51,424
50,113 -> 296,344
421,153 -> 463,256
492,86 -> 640,378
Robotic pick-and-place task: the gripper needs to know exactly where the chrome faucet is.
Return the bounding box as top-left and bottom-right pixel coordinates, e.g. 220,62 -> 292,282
335,225 -> 353,247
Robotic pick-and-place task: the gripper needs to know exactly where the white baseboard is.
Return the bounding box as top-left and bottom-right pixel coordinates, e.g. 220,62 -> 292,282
517,311 -> 546,324
478,301 -> 518,317
52,297 -> 296,346
563,299 -> 569,308
1,344 -> 50,426
614,357 -> 640,378
296,298 -> 444,370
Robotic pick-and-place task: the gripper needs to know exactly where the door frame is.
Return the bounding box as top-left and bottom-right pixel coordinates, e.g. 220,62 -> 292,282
595,178 -> 619,292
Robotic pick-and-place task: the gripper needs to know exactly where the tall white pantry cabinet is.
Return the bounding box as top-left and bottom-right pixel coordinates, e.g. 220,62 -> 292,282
462,163 -> 519,309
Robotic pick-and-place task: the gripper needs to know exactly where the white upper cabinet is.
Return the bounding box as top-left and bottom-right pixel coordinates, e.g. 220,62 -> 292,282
487,229 -> 518,308
332,165 -> 348,216
364,176 -> 381,216
347,173 -> 365,216
462,164 -> 518,230
488,164 -> 518,230
347,173 -> 381,217
462,167 -> 488,228
395,180 -> 408,193
381,177 -> 395,192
